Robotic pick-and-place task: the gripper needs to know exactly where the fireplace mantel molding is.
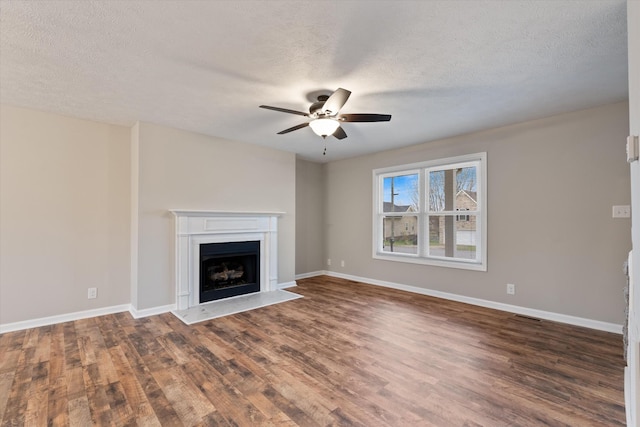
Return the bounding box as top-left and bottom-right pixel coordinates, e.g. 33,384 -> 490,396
169,210 -> 284,311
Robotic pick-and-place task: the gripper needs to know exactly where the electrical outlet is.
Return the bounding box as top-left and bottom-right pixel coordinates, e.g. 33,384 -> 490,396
612,205 -> 631,218
88,287 -> 98,299
327,258 -> 331,266
341,260 -> 345,267
506,283 -> 515,295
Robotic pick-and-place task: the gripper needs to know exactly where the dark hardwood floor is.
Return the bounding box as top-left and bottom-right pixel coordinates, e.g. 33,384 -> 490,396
0,276 -> 626,426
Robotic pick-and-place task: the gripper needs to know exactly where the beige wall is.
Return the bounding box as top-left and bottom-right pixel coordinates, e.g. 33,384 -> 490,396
295,159 -> 325,275
0,101 -> 629,326
131,122 -> 296,310
323,102 -> 630,324
0,106 -> 131,324
0,108 -> 296,323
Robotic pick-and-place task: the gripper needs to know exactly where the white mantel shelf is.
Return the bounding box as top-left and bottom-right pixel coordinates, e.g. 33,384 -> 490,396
170,210 -> 282,311
170,210 -> 285,218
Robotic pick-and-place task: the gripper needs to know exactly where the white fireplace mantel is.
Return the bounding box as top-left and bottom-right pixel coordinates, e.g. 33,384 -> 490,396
170,210 -> 283,311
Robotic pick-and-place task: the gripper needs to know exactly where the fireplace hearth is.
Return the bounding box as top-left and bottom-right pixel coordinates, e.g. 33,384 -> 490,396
200,240 -> 259,302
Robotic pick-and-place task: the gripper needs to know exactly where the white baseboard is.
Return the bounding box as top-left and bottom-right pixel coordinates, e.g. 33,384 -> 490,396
129,304 -> 175,319
277,280 -> 298,289
0,304 -> 131,334
0,302 -> 177,333
302,270 -> 622,334
2,273 -> 622,335
295,271 -> 325,280
1,283 -> 301,332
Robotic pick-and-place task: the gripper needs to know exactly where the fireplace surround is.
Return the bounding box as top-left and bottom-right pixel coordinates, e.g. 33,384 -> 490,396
170,210 -> 282,311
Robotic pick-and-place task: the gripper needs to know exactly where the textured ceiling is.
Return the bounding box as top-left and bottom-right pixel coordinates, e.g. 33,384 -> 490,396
0,0 -> 628,162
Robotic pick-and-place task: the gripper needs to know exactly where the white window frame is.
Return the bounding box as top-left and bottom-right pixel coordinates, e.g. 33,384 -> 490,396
372,152 -> 487,271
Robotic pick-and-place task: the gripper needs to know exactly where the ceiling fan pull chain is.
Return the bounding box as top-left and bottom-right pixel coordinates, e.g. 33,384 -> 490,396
323,144 -> 327,156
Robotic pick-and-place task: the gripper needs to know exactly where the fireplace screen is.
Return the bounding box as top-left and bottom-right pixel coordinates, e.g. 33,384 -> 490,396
200,241 -> 260,303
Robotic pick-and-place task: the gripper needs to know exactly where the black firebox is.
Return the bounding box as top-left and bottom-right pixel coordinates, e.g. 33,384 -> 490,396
199,241 -> 260,303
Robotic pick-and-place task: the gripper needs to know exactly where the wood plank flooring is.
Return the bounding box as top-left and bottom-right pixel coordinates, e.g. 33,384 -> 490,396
0,276 -> 626,426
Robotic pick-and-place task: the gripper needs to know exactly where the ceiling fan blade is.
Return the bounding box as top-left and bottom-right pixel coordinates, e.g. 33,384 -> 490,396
321,88 -> 351,115
277,122 -> 310,135
260,105 -> 309,117
333,126 -> 347,140
339,113 -> 392,122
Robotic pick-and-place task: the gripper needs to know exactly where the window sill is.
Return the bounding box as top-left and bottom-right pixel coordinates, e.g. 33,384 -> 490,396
373,252 -> 487,271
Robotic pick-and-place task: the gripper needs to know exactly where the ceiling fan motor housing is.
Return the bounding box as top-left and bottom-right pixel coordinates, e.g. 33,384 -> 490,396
309,95 -> 330,116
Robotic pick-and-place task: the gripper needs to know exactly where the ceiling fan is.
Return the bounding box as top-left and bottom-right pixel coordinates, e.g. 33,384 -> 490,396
259,88 -> 391,142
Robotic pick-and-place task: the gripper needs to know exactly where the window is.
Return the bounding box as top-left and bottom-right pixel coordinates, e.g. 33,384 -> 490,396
373,153 -> 487,271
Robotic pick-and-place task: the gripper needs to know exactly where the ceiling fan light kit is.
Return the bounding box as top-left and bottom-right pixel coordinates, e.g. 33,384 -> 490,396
309,118 -> 340,138
259,87 -> 391,153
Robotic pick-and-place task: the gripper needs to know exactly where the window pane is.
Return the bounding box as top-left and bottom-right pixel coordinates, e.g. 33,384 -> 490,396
382,215 -> 418,254
428,215 -> 477,260
428,170 -> 445,211
383,174 -> 418,212
455,166 -> 477,212
429,165 -> 478,212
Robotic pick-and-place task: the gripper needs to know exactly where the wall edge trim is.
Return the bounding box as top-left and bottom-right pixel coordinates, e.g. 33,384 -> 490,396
295,271 -> 325,280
